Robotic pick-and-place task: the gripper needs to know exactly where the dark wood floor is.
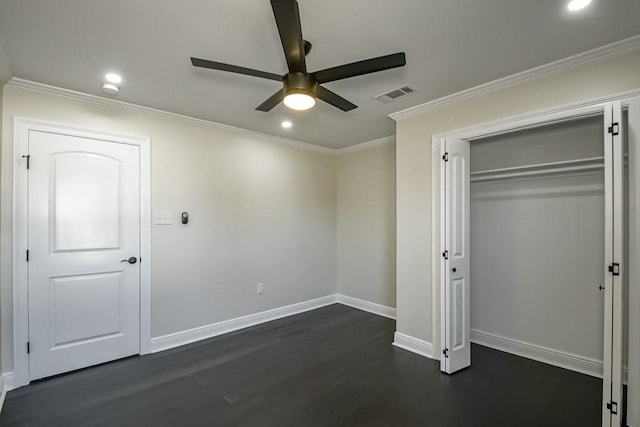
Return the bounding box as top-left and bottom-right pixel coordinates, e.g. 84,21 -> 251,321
1,304 -> 603,426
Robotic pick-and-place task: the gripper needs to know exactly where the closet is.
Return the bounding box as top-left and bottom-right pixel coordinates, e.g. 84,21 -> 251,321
437,100 -> 635,427
469,115 -> 613,371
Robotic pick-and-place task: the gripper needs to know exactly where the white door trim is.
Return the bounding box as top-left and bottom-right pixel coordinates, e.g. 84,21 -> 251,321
12,117 -> 152,388
429,90 -> 640,419
628,98 -> 640,427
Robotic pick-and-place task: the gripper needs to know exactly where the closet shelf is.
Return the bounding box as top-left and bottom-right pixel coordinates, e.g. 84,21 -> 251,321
470,156 -> 605,183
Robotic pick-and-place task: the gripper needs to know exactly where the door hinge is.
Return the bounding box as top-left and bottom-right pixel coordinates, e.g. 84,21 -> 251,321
606,401 -> 618,415
22,155 -> 30,169
442,152 -> 449,162
608,123 -> 620,136
608,263 -> 620,276
26,250 -> 29,262
442,250 -> 449,260
443,348 -> 449,358
27,342 -> 30,354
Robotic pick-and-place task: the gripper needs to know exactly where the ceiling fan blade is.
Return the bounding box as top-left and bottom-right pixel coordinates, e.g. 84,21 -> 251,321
191,57 -> 282,81
270,0 -> 306,73
316,85 -> 357,112
312,52 -> 406,84
256,89 -> 285,112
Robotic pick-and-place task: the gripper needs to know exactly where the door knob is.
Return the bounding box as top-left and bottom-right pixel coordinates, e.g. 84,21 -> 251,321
451,267 -> 457,273
121,257 -> 137,264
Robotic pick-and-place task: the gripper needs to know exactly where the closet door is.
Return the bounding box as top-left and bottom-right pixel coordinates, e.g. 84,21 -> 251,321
441,137 -> 471,374
602,101 -> 624,427
628,98 -> 640,427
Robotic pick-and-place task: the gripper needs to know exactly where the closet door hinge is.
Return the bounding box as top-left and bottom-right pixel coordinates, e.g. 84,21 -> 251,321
22,155 -> 30,169
442,250 -> 449,260
606,401 -> 618,415
607,123 -> 620,136
443,348 -> 449,358
442,152 -> 449,162
608,263 -> 620,276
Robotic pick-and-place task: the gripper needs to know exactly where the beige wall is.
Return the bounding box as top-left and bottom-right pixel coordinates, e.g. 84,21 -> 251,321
337,141 -> 396,307
0,86 -> 338,372
394,49 -> 640,345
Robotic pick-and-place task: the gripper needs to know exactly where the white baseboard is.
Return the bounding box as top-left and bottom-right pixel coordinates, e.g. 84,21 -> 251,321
393,332 -> 434,359
151,295 -> 338,353
3,372 -> 15,392
0,372 -> 14,412
336,294 -> 396,319
471,329 -> 630,380
0,375 -> 5,413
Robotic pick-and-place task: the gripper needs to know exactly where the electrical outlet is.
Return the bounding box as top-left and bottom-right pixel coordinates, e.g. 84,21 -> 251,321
256,283 -> 264,294
154,211 -> 173,225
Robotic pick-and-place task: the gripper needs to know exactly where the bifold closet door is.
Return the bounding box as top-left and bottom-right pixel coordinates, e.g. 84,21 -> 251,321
441,137 -> 471,374
602,101 -> 624,427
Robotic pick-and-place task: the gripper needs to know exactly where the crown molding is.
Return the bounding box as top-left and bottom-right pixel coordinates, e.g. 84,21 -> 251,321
5,77 -> 398,155
390,34 -> 640,122
336,135 -> 395,155
5,77 -> 337,155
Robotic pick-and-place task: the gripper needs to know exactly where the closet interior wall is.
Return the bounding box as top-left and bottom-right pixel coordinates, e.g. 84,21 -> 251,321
468,114 -> 629,369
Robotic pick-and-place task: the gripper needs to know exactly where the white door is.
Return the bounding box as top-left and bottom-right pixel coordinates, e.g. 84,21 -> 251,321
28,130 -> 141,380
441,137 -> 471,374
602,101 -> 625,426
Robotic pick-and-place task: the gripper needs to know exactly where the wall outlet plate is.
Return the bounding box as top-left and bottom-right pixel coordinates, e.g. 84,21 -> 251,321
154,211 -> 173,225
256,283 -> 264,294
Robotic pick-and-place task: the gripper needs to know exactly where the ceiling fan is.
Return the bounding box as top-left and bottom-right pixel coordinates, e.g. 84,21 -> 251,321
191,0 -> 406,112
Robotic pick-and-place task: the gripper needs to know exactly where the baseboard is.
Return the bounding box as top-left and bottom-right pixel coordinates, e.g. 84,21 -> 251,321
393,332 -> 434,359
0,375 -> 5,413
336,294 -> 396,319
0,372 -> 14,412
471,329 -> 629,380
151,295 -> 338,353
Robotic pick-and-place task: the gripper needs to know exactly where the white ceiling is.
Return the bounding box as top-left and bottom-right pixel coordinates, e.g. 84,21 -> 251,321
0,0 -> 639,149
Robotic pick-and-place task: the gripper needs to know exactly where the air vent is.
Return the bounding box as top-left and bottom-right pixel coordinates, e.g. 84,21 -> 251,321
374,85 -> 418,103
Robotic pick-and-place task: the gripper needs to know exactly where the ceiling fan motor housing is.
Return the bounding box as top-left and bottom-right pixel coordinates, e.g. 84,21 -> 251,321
283,72 -> 317,97
190,0 -> 405,112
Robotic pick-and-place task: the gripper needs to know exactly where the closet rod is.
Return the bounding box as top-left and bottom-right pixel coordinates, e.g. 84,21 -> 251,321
470,156 -> 604,183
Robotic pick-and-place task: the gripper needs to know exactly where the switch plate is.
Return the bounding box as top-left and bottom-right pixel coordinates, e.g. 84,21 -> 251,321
256,283 -> 264,294
154,211 -> 173,225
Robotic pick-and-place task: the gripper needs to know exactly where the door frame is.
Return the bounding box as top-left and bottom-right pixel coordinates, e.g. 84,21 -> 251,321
430,90 -> 640,419
12,117 -> 152,388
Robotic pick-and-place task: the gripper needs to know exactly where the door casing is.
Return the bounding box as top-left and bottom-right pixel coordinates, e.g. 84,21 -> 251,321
12,117 -> 152,388
430,90 -> 640,423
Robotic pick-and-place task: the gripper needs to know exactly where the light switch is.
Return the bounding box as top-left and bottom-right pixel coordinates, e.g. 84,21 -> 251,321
154,211 -> 173,225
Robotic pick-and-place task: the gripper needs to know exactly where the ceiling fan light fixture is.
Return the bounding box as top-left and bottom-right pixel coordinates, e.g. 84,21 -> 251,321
283,72 -> 317,110
284,92 -> 315,110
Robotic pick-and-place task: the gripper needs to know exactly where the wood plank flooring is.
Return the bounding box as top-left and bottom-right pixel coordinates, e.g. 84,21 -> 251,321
0,304 -> 603,426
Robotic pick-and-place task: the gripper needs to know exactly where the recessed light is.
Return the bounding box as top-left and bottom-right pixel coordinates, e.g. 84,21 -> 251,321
101,83 -> 120,96
281,120 -> 292,129
105,73 -> 122,84
567,0 -> 591,11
